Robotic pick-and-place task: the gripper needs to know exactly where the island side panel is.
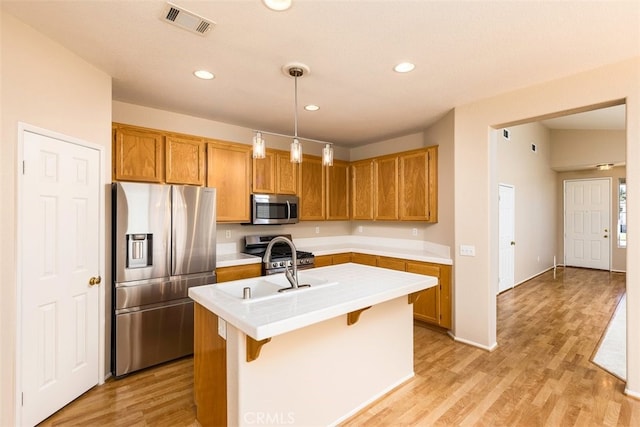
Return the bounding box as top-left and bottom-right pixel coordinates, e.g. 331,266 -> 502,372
226,296 -> 414,427
194,303 -> 227,427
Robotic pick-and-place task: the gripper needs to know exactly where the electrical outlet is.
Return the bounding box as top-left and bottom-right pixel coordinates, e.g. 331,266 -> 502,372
217,318 -> 226,339
225,230 -> 231,239
358,226 -> 363,233
412,228 -> 418,236
315,226 -> 320,234
460,245 -> 476,256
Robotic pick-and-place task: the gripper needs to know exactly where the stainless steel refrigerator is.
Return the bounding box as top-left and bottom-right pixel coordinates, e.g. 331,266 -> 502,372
112,182 -> 216,377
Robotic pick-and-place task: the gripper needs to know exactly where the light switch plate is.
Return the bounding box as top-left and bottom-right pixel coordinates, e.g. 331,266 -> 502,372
460,245 -> 476,256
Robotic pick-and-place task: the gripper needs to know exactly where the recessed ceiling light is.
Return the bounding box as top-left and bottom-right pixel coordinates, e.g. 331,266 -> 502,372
194,70 -> 214,80
304,104 -> 320,111
262,0 -> 292,11
394,62 -> 415,73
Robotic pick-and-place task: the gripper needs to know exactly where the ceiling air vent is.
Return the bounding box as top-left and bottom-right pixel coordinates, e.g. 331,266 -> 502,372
161,3 -> 215,36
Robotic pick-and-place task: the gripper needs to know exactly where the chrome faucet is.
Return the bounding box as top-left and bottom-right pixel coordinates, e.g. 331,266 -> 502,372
264,236 -> 309,292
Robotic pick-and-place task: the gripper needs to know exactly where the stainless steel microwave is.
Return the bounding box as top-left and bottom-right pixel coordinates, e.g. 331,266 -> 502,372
250,194 -> 299,225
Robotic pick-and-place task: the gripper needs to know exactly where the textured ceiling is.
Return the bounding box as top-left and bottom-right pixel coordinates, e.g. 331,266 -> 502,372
2,1 -> 637,146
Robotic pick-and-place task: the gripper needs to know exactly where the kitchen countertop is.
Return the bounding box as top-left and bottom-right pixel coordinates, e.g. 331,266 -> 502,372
189,262 -> 438,340
297,242 -> 451,265
216,252 -> 261,268
215,235 -> 452,268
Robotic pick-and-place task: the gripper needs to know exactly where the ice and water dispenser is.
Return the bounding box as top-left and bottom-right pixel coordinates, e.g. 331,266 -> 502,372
126,233 -> 153,269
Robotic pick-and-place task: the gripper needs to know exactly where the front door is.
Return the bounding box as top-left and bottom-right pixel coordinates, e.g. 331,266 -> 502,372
19,128 -> 102,425
564,178 -> 611,270
498,184 -> 515,293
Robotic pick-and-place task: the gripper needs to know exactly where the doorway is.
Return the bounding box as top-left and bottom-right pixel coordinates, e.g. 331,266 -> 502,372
498,184 -> 515,294
17,124 -> 105,425
564,178 -> 612,270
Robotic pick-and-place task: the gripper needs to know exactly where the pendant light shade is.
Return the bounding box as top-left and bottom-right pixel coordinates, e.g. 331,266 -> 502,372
322,143 -> 333,166
290,138 -> 302,163
252,131 -> 266,159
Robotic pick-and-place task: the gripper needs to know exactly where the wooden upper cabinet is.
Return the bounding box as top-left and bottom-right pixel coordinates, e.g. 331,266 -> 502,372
252,149 -> 298,195
165,135 -> 205,185
113,125 -> 164,183
398,147 -> 438,222
374,156 -> 399,220
299,155 -> 325,220
276,151 -> 298,195
206,140 -> 252,223
426,146 -> 438,223
351,159 -> 374,220
252,150 -> 276,194
326,160 -> 349,220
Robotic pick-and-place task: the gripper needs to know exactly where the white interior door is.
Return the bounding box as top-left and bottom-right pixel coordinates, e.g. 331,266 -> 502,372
564,179 -> 611,270
19,129 -> 102,426
498,184 -> 515,294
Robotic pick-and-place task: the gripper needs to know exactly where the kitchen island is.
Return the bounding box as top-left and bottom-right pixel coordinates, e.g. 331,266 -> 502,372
189,263 -> 438,427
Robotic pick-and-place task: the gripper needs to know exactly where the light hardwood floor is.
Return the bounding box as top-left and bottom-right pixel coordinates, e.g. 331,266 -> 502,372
40,267 -> 638,426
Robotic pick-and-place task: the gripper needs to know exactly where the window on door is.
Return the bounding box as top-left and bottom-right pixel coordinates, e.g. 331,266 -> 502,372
618,178 -> 627,248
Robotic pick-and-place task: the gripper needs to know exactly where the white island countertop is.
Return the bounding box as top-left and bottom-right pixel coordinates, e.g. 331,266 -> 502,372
189,262 -> 438,341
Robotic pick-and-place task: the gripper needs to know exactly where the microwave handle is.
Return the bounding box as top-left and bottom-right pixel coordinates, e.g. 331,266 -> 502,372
286,200 -> 291,222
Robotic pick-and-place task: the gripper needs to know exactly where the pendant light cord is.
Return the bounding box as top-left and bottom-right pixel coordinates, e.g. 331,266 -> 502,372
294,73 -> 299,138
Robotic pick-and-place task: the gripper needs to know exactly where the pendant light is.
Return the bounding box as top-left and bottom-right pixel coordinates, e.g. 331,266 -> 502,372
252,131 -> 266,159
322,143 -> 333,166
289,66 -> 304,164
253,62 -> 336,166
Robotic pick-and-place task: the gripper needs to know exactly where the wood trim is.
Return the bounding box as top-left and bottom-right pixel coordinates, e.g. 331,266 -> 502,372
347,306 -> 371,325
246,336 -> 271,362
408,291 -> 423,305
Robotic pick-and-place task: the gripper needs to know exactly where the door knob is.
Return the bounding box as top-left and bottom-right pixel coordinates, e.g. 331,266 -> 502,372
604,235 -> 608,239
510,241 -> 515,246
89,276 -> 102,286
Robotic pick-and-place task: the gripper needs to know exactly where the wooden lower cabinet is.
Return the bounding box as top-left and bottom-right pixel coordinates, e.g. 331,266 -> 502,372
194,303 -> 227,427
351,253 -> 377,266
216,263 -> 261,283
351,253 -> 451,329
332,253 -> 352,265
314,253 -> 352,267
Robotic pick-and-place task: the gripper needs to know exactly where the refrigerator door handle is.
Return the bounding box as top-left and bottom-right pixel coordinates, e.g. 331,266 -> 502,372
171,186 -> 184,276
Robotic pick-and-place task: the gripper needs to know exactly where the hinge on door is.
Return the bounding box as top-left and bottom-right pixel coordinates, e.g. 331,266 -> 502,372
22,161 -> 25,175
21,392 -> 24,406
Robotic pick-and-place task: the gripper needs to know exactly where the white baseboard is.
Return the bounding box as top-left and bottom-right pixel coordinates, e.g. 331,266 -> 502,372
513,266 -> 555,288
624,386 -> 640,400
450,333 -> 497,352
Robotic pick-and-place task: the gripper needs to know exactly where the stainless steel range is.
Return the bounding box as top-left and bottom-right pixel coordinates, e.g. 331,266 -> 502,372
242,234 -> 315,275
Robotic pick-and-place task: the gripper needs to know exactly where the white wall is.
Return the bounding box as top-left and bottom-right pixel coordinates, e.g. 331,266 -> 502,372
551,129 -> 626,171
452,57 -> 640,395
1,11 -> 112,426
498,122 -> 557,285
